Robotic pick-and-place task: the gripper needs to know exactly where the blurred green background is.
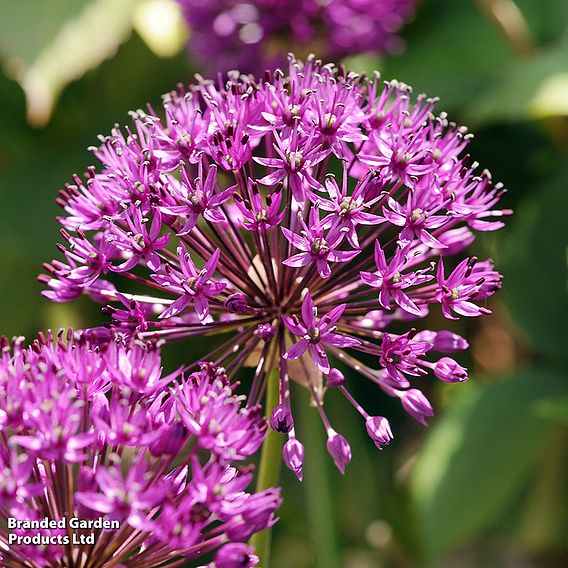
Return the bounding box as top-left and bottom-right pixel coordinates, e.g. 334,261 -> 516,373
1,0 -> 568,566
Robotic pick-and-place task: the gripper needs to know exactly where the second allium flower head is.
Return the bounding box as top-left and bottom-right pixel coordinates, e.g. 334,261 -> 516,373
0,332 -> 280,567
42,55 -> 510,479
177,0 -> 416,75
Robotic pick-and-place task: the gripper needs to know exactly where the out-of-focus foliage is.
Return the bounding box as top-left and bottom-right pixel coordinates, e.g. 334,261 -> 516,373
0,0 -> 138,126
380,0 -> 568,120
467,34 -> 568,124
536,397 -> 568,424
0,0 -> 185,126
500,165 -> 568,359
133,0 -> 187,57
412,369 -> 568,560
0,33 -> 190,337
1,0 -> 568,567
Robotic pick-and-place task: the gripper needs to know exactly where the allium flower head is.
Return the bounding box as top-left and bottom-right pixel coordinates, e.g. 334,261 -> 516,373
0,331 -> 279,567
43,55 -> 510,477
177,0 -> 416,75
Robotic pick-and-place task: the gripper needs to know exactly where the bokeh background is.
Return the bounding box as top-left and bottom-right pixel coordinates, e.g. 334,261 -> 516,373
1,0 -> 568,566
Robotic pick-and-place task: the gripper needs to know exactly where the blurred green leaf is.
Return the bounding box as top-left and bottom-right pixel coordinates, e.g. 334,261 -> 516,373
515,0 -> 568,44
534,397 -> 568,423
500,166 -> 568,359
0,0 -> 138,126
466,34 -> 568,124
411,368 -> 568,561
516,428 -> 568,551
380,0 -> 514,112
0,32 -> 189,338
382,0 -> 568,121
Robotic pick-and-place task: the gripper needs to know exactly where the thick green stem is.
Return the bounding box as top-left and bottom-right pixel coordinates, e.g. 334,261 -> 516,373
298,390 -> 340,568
250,368 -> 283,567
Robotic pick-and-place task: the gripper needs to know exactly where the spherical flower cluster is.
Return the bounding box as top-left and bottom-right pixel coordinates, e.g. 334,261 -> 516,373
42,55 -> 510,479
177,0 -> 415,75
0,331 -> 280,568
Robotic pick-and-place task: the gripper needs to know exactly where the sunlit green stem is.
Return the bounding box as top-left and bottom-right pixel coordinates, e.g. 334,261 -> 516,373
250,368 -> 283,567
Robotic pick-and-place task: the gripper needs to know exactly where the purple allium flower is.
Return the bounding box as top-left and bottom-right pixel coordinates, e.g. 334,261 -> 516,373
177,0 -> 416,75
0,332 -> 280,567
42,56 -> 510,476
282,292 -> 361,373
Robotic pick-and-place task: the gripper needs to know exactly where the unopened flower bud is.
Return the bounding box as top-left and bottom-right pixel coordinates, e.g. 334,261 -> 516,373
257,323 -> 275,341
215,543 -> 259,568
150,422 -> 187,456
326,429 -> 351,474
434,357 -> 468,383
432,331 -> 468,353
283,437 -> 304,481
400,389 -> 434,426
326,368 -> 345,388
269,404 -> 293,433
224,292 -> 249,313
365,416 -> 393,449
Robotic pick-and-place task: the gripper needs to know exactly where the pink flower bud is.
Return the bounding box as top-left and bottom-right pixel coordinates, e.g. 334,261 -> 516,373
257,323 -> 275,341
400,389 -> 434,426
432,331 -> 469,353
224,292 -> 248,313
365,416 -> 393,449
269,404 -> 293,433
326,368 -> 345,388
434,357 -> 468,383
216,543 -> 259,568
326,430 -> 351,474
282,437 -> 304,481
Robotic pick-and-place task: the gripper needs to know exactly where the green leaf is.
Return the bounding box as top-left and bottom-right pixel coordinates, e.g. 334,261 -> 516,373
380,0 -> 515,112
466,34 -> 568,125
410,368 -> 568,560
500,167 -> 568,359
0,0 -> 138,126
534,397 -> 568,423
381,0 -> 568,120
515,428 -> 568,550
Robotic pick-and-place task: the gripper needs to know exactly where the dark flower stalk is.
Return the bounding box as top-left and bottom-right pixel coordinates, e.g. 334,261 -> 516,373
0,331 -> 280,567
42,55 -> 510,479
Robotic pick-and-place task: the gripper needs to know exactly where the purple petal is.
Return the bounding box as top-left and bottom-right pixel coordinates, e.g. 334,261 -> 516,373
283,253 -> 310,268
284,339 -> 309,360
194,294 -> 210,322
360,271 -> 381,287
159,295 -> 192,319
323,333 -> 360,348
419,229 -> 447,249
282,315 -> 307,336
301,293 -> 316,328
309,344 -> 330,373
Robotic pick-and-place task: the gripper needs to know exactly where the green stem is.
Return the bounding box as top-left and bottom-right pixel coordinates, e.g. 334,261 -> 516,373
250,368 -> 283,567
298,390 -> 340,568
